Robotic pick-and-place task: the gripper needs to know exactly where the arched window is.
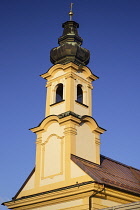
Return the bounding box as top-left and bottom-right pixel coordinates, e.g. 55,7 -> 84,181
77,84 -> 83,103
56,83 -> 63,103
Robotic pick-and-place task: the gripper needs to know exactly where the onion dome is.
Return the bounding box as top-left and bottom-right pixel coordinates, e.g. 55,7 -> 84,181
50,20 -> 90,66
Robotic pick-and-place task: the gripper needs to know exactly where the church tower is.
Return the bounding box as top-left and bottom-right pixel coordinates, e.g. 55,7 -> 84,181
3,6 -> 140,210
29,14 -> 105,192
3,10 -> 104,208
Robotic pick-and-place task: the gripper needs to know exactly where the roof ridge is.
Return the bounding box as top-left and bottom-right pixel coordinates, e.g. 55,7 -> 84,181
100,154 -> 140,171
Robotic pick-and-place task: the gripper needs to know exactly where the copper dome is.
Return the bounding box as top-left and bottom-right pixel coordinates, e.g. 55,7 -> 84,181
50,21 -> 90,66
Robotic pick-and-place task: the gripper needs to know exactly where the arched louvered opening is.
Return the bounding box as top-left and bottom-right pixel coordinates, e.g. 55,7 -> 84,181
77,84 -> 83,103
56,83 -> 63,103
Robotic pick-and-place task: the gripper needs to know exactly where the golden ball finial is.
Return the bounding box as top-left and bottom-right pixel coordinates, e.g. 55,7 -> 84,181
69,3 -> 74,21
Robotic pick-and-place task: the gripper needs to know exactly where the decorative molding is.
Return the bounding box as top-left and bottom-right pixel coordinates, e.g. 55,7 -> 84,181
65,72 -> 76,80
41,134 -> 64,179
95,138 -> 100,145
36,137 -> 42,144
58,111 -> 82,119
46,82 -> 52,87
87,84 -> 93,89
64,127 -> 77,136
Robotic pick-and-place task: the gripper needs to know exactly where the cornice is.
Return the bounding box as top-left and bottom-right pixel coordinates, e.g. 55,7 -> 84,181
58,111 -> 81,119
29,112 -> 81,133
3,182 -> 140,209
3,181 -> 96,209
40,62 -> 98,82
30,112 -> 106,134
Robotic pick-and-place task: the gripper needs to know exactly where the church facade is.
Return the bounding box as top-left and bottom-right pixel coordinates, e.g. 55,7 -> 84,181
3,12 -> 140,210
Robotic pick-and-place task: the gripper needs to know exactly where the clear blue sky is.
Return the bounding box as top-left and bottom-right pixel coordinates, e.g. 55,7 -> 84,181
1,0 -> 140,208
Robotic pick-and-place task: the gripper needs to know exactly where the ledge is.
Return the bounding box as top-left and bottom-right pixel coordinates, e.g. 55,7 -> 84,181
58,111 -> 82,119
50,100 -> 65,107
75,100 -> 88,108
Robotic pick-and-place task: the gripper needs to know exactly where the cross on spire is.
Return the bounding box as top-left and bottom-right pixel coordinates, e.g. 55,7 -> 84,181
69,3 -> 74,21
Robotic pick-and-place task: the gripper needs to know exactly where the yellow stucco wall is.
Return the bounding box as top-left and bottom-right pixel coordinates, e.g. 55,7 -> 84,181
5,63 -> 140,210
76,123 -> 96,162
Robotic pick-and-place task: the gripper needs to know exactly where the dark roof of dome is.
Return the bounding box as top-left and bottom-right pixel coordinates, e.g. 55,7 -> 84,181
50,21 -> 90,66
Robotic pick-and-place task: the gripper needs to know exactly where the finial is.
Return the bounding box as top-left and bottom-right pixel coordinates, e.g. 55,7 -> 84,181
69,3 -> 74,21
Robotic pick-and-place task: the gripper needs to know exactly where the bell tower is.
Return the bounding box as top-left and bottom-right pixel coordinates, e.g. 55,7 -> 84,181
29,16 -> 105,192
4,9 -> 105,205
41,20 -> 98,117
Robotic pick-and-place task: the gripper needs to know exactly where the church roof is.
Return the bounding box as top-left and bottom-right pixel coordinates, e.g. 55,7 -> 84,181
71,154 -> 140,195
3,154 -> 140,206
13,154 -> 140,200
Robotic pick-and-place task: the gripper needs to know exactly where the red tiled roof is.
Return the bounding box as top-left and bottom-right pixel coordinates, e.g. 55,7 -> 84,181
71,154 -> 140,195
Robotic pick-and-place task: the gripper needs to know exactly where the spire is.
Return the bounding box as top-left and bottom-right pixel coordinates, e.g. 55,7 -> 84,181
50,5 -> 90,66
69,3 -> 74,21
